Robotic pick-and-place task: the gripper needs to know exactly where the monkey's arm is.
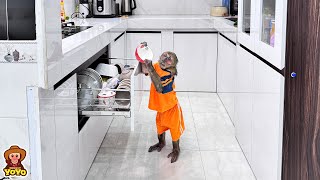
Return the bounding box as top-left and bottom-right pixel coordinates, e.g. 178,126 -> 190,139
145,60 -> 163,93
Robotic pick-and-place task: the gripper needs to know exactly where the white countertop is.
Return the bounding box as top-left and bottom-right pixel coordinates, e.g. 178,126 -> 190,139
62,15 -> 237,54
62,17 -> 127,54
57,15 -> 237,87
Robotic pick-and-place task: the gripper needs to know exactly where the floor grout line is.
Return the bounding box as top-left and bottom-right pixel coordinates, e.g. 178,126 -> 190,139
188,93 -> 209,180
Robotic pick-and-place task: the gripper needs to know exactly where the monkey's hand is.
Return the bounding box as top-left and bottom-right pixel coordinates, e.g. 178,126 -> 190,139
145,60 -> 163,93
167,67 -> 178,76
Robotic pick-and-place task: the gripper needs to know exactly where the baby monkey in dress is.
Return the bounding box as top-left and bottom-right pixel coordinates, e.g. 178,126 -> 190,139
142,46 -> 185,163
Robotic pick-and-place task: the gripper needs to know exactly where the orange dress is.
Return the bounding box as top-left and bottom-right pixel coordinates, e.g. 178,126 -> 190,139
148,62 -> 185,141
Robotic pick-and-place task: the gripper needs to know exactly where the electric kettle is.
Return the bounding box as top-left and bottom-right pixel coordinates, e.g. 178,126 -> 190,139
121,0 -> 136,15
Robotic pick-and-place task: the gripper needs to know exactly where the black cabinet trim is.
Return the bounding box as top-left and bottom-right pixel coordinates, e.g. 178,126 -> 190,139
54,46 -> 108,90
126,31 -> 161,34
173,31 -> 218,34
240,44 -> 284,76
114,32 -> 125,42
219,33 -> 236,46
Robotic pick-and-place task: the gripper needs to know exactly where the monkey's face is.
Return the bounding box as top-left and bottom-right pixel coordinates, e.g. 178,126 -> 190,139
158,52 -> 177,70
9,153 -> 20,164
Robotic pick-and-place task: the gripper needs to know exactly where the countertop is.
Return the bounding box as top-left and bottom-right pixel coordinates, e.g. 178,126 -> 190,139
62,15 -> 237,54
59,15 -> 237,87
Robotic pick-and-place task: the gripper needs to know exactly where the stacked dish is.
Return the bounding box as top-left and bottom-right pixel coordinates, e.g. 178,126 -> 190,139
115,79 -> 131,106
77,68 -> 102,111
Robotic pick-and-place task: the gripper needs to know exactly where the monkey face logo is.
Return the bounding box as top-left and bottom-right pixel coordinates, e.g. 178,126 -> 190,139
3,145 -> 27,177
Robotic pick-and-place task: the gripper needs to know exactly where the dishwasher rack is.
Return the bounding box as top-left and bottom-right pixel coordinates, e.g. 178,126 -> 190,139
77,64 -> 138,131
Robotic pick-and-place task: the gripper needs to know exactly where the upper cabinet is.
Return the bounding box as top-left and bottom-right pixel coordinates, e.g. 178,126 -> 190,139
238,0 -> 287,69
238,0 -> 255,50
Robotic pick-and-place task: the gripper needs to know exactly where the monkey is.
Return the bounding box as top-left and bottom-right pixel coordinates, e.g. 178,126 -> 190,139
143,51 -> 185,163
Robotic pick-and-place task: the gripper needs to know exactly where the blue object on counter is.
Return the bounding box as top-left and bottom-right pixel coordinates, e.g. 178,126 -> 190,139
222,0 -> 230,9
222,0 -> 230,12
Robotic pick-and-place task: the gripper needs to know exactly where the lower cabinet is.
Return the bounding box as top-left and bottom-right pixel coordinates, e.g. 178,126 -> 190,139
173,33 -> 218,92
54,74 -> 79,180
234,45 -> 284,180
79,116 -> 113,180
217,34 -> 237,123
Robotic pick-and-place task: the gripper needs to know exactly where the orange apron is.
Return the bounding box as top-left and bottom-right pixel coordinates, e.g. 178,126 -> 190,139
148,62 -> 185,141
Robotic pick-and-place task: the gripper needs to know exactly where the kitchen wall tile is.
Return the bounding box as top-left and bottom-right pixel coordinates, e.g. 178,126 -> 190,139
134,0 -> 222,15
0,42 -> 37,62
0,63 -> 37,118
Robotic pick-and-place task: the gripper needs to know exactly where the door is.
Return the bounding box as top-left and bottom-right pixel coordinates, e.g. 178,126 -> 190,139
282,0 -> 320,179
173,32 -> 218,92
126,32 -> 162,91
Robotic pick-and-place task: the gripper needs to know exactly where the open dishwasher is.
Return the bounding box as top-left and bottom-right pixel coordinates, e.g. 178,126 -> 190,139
77,58 -> 139,131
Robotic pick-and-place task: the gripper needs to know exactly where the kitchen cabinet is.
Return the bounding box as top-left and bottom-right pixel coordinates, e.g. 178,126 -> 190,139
54,74 -> 79,180
251,57 -> 283,180
126,32 -> 162,90
217,34 -> 237,123
238,0 -> 287,69
235,45 -> 284,180
110,33 -> 126,60
173,33 -> 217,92
234,45 -> 254,163
79,116 -> 113,180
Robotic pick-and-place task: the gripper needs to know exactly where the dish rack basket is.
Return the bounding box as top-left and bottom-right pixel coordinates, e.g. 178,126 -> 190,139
77,64 -> 138,131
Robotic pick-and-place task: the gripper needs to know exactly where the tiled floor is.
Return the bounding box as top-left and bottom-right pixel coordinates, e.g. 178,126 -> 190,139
85,92 -> 256,180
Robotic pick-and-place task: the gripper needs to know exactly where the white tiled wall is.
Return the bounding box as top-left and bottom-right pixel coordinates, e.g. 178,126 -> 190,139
133,0 -> 222,15
65,0 -> 222,15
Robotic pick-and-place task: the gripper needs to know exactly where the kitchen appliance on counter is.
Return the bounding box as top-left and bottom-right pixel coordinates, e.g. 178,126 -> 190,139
93,0 -> 116,17
222,0 -> 238,16
79,0 -> 92,18
121,0 -> 136,15
210,6 -> 228,16
61,22 -> 92,39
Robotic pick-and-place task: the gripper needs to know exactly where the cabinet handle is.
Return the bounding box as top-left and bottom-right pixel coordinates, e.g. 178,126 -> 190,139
291,72 -> 297,78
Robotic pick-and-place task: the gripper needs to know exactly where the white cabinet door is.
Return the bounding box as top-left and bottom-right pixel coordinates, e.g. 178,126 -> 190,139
173,33 -> 218,92
235,45 -> 284,180
79,116 -> 113,180
54,74 -> 79,180
217,34 -> 237,123
217,35 -> 237,93
126,32 -> 162,91
234,46 -> 254,164
109,33 -> 126,60
251,58 -> 283,180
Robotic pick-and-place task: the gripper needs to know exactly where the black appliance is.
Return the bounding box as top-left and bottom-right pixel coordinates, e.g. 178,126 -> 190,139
0,0 -> 36,40
61,22 -> 92,39
230,0 -> 238,16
